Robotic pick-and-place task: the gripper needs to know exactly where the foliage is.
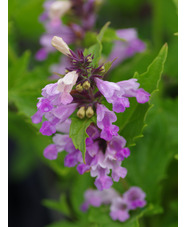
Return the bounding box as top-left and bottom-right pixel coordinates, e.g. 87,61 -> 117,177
8,0 -> 178,227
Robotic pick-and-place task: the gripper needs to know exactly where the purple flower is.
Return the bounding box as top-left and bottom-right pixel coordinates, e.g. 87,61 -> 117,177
81,189 -> 102,212
35,48 -> 48,61
52,103 -> 78,120
81,188 -> 119,212
77,131 -> 130,190
40,121 -> 56,136
108,28 -> 146,68
43,144 -> 58,160
106,135 -> 128,161
37,98 -> 53,112
52,134 -> 74,152
110,197 -> 130,222
123,187 -> 146,210
55,118 -> 71,134
64,150 -> 83,167
96,104 -> 119,141
94,167 -> 113,191
136,88 -> 151,103
95,78 -> 150,113
81,186 -> 146,222
31,110 -> 44,124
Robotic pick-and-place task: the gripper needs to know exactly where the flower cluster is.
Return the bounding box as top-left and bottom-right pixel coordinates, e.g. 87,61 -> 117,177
32,37 -> 150,191
35,0 -> 99,61
35,0 -> 146,82
81,187 -> 146,222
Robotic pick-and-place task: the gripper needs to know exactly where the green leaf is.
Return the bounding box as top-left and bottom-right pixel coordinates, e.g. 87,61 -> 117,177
9,51 -> 48,118
69,116 -> 97,160
42,194 -> 71,217
117,44 -> 168,146
83,31 -> 98,48
102,59 -> 117,75
103,28 -> 126,42
97,22 -> 111,43
84,43 -> 102,67
8,51 -> 31,89
83,22 -> 111,67
134,43 -> 168,93
124,97 -> 178,203
9,0 -> 44,40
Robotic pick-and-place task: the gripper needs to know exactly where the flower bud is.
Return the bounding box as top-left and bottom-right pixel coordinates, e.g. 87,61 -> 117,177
87,56 -> 92,63
100,65 -> 105,73
87,68 -> 92,74
51,36 -> 71,56
76,84 -> 83,92
77,107 -> 86,119
86,106 -> 94,118
82,81 -> 91,90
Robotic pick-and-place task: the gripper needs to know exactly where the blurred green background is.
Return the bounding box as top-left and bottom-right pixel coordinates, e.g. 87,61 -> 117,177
8,0 -> 178,226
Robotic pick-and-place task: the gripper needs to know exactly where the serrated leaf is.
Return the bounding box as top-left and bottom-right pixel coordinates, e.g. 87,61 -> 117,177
117,44 -> 168,146
124,97 -> 178,203
69,116 -> 97,160
134,43 -> 168,93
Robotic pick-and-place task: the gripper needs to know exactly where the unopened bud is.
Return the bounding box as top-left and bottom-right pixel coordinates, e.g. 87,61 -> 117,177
82,81 -> 90,90
77,107 -> 85,119
87,56 -> 92,63
100,65 -> 105,73
86,106 -> 94,118
51,36 -> 71,56
87,68 -> 92,74
76,84 -> 83,92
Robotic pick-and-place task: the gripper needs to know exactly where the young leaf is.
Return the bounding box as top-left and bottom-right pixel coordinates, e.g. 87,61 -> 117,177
69,116 -> 97,160
117,44 -> 168,146
97,21 -> 111,42
83,22 -> 111,67
83,42 -> 102,67
103,28 -> 126,43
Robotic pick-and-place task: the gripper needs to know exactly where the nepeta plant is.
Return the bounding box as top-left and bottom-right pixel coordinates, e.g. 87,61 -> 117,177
31,1 -> 168,224
32,35 -> 150,209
